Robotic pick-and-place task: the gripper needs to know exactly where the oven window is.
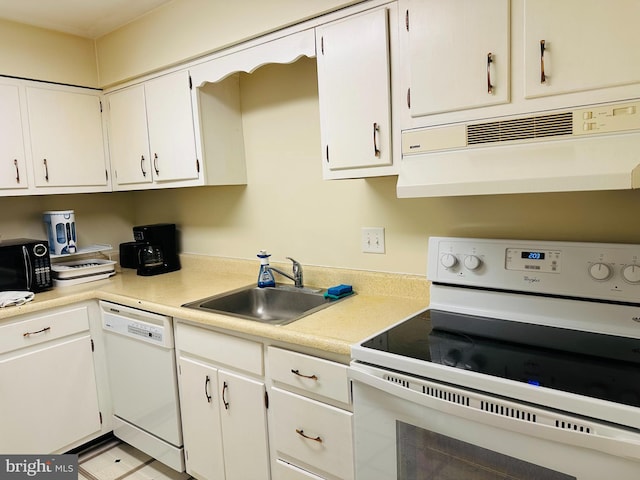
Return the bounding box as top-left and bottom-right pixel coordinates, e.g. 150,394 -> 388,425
397,421 -> 575,480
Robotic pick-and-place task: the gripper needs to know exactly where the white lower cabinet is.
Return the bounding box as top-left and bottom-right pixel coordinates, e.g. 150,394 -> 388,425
0,304 -> 104,454
175,322 -> 270,480
267,346 -> 354,480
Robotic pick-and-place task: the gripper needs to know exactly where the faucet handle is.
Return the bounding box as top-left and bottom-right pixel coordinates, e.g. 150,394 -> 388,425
286,257 -> 303,287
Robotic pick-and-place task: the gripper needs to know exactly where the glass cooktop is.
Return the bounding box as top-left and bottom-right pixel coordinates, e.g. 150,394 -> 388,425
361,309 -> 640,409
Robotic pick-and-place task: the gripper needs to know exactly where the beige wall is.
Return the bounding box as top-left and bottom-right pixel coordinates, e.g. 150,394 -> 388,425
131,58 -> 640,275
95,0 -> 360,86
0,193 -> 136,251
0,18 -> 98,87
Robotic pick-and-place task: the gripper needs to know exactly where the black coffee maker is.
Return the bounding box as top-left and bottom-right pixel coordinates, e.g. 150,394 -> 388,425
132,223 -> 181,276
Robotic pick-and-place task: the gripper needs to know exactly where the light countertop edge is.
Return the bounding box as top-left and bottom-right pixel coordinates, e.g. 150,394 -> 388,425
0,254 -> 430,358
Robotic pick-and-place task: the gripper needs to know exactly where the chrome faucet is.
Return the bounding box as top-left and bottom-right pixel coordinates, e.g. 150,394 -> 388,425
270,257 -> 304,288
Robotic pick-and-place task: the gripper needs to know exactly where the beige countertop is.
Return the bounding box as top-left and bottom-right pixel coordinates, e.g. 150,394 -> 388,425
0,254 -> 429,358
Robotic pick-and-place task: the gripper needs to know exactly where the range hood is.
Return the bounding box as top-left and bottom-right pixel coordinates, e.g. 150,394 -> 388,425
396,100 -> 640,197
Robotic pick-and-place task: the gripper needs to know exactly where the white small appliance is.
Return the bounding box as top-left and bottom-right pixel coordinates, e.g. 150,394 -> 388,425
43,210 -> 77,255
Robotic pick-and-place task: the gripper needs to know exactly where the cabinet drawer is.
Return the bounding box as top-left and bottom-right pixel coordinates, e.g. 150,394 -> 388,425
0,306 -> 89,355
271,387 -> 354,480
175,322 -> 263,375
268,346 -> 349,404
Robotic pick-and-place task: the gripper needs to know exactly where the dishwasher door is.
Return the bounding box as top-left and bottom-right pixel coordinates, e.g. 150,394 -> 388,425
100,301 -> 184,471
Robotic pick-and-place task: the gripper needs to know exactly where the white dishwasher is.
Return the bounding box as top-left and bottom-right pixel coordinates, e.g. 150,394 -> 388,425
100,301 -> 184,472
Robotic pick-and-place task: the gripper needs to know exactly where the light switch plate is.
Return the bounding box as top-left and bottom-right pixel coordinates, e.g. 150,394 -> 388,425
362,227 -> 385,254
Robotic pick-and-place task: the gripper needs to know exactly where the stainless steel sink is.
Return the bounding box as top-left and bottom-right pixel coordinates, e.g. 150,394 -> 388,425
182,284 -> 350,326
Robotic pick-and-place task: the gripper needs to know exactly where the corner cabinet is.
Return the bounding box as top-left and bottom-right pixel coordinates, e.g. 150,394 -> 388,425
316,4 -> 399,179
106,70 -> 201,191
175,322 -> 270,480
0,304 -> 104,454
26,84 -> 109,191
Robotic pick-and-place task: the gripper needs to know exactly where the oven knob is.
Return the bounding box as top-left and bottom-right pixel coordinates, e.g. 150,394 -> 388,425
441,253 -> 458,269
588,262 -> 612,281
464,255 -> 482,271
622,264 -> 640,283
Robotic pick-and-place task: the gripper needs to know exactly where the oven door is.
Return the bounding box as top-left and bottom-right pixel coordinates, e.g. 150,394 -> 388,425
350,363 -> 640,480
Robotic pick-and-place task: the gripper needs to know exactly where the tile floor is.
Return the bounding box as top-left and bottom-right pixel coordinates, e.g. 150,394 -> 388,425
77,439 -> 191,480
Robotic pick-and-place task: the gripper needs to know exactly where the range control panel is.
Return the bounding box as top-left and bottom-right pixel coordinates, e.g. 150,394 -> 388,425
428,237 -> 640,303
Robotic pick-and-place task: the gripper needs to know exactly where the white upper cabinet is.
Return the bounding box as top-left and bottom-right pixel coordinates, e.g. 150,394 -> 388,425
406,0 -> 510,116
105,85 -> 152,186
145,71 -> 199,183
523,0 -> 640,99
316,6 -> 395,178
107,70 -> 200,190
27,85 -> 109,191
0,82 -> 28,192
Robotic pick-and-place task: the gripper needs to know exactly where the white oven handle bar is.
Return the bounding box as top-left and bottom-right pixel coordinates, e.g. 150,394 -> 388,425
349,364 -> 640,463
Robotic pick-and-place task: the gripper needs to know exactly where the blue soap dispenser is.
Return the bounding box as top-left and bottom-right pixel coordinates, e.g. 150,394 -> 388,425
257,250 -> 276,288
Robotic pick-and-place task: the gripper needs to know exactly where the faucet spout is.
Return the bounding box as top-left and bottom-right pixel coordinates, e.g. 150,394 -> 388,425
270,257 -> 304,288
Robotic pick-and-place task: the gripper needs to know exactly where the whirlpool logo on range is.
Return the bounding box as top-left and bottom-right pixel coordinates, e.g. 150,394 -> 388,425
0,455 -> 76,479
523,275 -> 541,284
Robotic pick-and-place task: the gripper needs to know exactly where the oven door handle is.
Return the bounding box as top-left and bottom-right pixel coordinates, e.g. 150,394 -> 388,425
349,365 -> 640,462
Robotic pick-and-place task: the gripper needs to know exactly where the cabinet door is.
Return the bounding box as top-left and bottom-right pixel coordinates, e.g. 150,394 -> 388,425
145,71 -> 199,183
316,8 -> 392,171
524,0 -> 640,98
0,83 -> 28,191
26,86 -> 108,188
0,335 -> 101,453
219,369 -> 270,480
107,85 -> 152,187
177,356 -> 225,480
407,0 -> 510,116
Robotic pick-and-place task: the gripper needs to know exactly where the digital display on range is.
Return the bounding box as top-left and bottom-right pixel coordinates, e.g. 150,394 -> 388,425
521,251 -> 545,260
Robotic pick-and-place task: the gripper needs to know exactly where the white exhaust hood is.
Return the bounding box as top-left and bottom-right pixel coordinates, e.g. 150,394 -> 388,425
396,101 -> 640,198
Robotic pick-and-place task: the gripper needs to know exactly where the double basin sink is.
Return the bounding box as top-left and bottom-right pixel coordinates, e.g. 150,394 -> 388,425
183,284 -> 351,326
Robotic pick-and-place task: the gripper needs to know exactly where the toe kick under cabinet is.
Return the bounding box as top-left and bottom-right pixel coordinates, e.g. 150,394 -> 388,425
268,346 -> 354,480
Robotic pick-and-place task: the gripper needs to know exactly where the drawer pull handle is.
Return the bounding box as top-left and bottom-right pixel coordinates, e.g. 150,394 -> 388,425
291,369 -> 318,381
23,326 -> 51,337
296,429 -> 323,443
222,381 -> 229,410
204,375 -> 212,403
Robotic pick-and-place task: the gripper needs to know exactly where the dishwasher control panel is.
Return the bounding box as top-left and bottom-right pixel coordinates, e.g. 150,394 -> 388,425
127,322 -> 163,343
100,301 -> 173,348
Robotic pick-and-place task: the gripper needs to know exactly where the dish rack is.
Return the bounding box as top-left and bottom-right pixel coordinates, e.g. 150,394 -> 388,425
51,258 -> 116,287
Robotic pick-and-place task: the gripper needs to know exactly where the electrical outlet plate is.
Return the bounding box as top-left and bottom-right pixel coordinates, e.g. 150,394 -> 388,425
362,227 -> 385,254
